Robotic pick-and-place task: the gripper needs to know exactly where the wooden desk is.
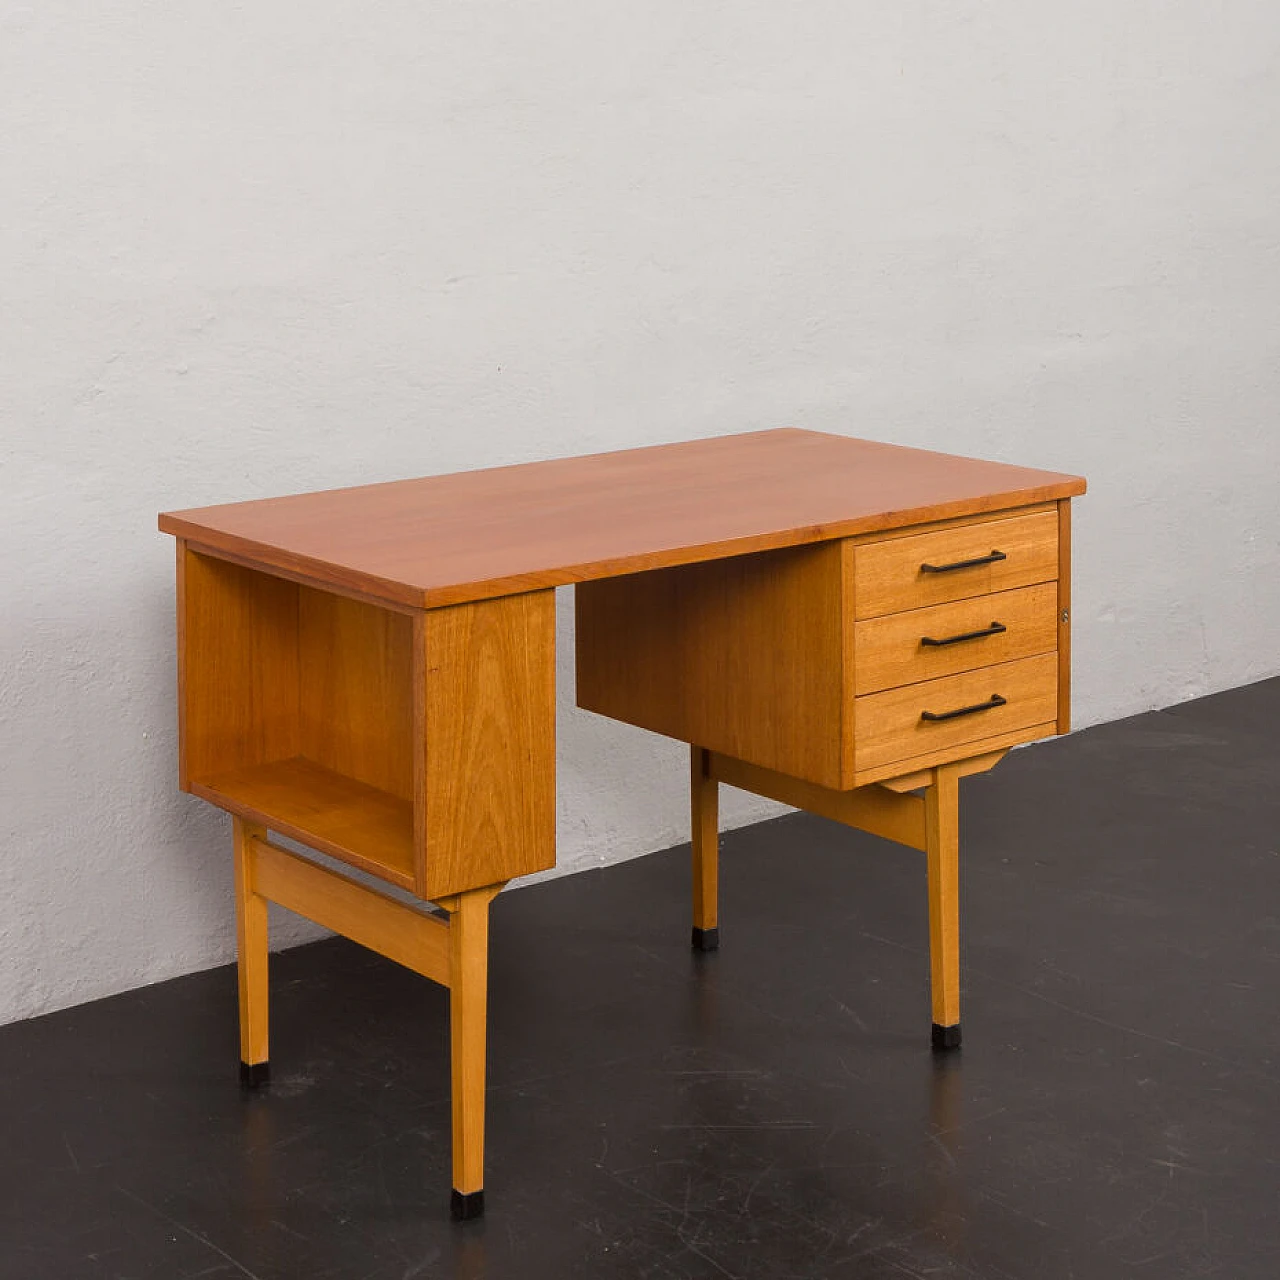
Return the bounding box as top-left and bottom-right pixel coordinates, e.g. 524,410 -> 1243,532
159,428 -> 1085,1219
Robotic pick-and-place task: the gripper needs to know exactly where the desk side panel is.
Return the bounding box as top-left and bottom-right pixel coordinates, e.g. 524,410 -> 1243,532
419,590 -> 557,899
575,545 -> 845,789
1057,498 -> 1072,734
177,542 -> 300,786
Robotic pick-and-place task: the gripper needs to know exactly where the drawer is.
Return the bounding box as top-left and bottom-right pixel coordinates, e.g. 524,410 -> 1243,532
854,582 -> 1058,694
853,652 -> 1059,773
854,510 -> 1058,619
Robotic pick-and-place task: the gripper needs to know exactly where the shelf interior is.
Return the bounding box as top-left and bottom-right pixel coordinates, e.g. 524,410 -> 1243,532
191,756 -> 416,890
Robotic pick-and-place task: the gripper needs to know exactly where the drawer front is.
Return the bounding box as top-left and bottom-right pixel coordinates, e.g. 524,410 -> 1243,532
853,652 -> 1059,772
854,582 -> 1059,694
854,509 -> 1058,619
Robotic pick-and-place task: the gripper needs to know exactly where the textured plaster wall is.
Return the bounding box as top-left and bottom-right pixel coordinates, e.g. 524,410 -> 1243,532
3,3 -> 1278,1025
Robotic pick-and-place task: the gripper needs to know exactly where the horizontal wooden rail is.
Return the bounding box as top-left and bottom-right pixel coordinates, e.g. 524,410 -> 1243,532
708,753 -> 927,851
877,748 -> 1010,794
249,836 -> 451,987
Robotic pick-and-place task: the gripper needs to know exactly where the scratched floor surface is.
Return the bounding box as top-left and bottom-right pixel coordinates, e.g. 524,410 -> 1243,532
2,677 -> 1277,1279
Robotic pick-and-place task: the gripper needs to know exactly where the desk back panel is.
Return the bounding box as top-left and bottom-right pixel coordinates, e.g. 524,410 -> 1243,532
179,546 -> 413,801
299,590 -> 415,802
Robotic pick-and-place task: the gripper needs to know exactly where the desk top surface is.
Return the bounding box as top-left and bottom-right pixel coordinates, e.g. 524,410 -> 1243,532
159,429 -> 1085,608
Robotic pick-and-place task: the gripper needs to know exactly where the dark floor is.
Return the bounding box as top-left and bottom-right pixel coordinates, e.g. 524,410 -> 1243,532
3,681 -> 1279,1279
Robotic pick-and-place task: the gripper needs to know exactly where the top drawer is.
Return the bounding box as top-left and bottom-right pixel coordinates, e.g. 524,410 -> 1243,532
853,509 -> 1058,620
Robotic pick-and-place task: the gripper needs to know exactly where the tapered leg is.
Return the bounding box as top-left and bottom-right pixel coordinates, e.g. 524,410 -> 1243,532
233,817 -> 271,1086
924,765 -> 961,1050
691,745 -> 720,951
444,885 -> 500,1220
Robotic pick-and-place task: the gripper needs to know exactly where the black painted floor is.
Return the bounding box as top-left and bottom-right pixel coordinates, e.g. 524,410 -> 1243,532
2,679 -> 1279,1279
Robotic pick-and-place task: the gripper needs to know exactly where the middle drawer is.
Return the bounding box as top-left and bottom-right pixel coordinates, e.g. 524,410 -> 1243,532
854,581 -> 1059,694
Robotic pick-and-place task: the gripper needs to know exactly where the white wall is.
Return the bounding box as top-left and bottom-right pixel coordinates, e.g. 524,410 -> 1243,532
3,2 -> 1278,1025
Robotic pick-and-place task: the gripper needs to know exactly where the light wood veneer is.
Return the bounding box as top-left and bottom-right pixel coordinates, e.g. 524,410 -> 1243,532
161,429 -> 1085,1220
577,501 -> 1072,788
177,543 -> 555,898
853,507 -> 1060,618
853,581 -> 1058,692
160,429 -> 1083,609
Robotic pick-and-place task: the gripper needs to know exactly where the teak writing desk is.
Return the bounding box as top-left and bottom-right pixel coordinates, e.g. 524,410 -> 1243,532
158,428 -> 1086,1219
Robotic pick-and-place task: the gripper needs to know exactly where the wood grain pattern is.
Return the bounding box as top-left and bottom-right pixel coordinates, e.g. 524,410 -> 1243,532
182,538 -> 423,615
250,834 -> 449,985
853,582 -> 1059,693
845,500 -> 1055,545
853,509 -> 1060,620
853,653 -> 1059,773
576,542 -> 848,788
1057,499 -> 1072,734
161,434 -> 1087,1214
299,588 -> 414,801
421,590 -> 556,900
440,886 -> 502,1197
159,430 -> 1086,610
710,753 -> 927,851
839,540 -> 858,786
925,765 -> 961,1029
691,746 -> 719,933
178,546 -> 299,786
233,817 -> 269,1070
175,538 -> 191,789
854,724 -> 1053,788
877,748 -> 1008,793
195,757 -> 415,889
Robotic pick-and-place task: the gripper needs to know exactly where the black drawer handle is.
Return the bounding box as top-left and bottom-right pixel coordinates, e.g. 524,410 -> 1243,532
920,693 -> 1007,723
920,549 -> 1007,574
920,621 -> 1007,648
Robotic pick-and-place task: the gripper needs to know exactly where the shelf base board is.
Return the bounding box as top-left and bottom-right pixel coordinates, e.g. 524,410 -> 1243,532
191,756 -> 415,889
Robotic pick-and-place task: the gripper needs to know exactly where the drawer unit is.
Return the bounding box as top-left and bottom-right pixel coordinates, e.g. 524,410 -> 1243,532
854,581 -> 1058,694
577,501 -> 1072,790
853,652 -> 1060,774
854,509 -> 1058,619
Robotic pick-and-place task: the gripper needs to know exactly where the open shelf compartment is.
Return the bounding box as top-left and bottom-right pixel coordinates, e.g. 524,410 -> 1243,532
178,547 -> 419,890
192,757 -> 415,889
175,544 -> 557,900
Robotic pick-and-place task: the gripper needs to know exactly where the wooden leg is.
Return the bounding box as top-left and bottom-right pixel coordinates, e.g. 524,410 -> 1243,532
233,817 -> 270,1086
691,745 -> 720,951
442,884 -> 501,1220
924,764 -> 962,1050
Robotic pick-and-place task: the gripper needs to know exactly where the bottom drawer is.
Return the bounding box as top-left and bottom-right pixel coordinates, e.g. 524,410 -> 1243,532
853,653 -> 1059,773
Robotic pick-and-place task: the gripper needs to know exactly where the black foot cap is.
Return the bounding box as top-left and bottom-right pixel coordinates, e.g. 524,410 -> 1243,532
239,1061 -> 271,1089
931,1023 -> 962,1052
451,1189 -> 485,1221
691,926 -> 720,952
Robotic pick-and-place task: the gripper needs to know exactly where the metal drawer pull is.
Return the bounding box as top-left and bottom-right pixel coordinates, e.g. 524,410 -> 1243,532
920,621 -> 1007,648
920,549 -> 1007,574
920,693 -> 1007,722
